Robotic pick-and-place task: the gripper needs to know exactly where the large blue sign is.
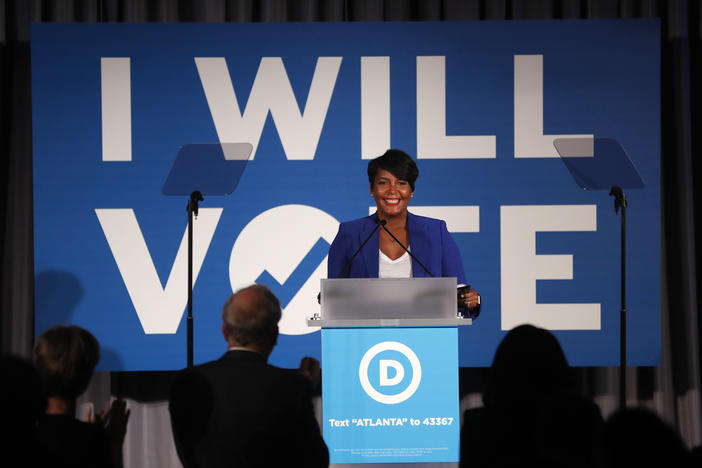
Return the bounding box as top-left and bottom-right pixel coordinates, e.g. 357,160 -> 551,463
32,20 -> 661,371
322,327 -> 459,464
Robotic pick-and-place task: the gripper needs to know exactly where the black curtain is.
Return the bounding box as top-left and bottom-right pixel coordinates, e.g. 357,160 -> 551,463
1,0 -> 699,463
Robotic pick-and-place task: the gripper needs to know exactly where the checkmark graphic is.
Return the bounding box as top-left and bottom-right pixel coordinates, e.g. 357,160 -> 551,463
255,237 -> 330,308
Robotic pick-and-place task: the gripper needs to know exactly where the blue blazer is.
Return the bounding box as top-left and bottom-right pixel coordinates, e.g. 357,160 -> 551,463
327,212 -> 467,284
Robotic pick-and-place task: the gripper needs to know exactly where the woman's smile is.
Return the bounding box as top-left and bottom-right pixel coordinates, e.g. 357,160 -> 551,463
370,169 -> 413,219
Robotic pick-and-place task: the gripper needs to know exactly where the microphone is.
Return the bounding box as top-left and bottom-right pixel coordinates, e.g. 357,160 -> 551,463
378,222 -> 435,278
379,220 -> 480,318
337,217 -> 385,278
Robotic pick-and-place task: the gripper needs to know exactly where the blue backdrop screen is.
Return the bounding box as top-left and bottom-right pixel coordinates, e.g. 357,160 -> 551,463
32,20 -> 661,370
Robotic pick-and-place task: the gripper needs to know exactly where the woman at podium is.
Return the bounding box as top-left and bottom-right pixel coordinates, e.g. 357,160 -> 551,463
327,149 -> 480,317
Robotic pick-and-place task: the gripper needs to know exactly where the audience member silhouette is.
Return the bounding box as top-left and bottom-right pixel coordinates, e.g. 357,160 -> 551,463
169,284 -> 329,468
0,355 -> 48,468
688,444 -> 702,467
33,325 -> 129,468
604,407 -> 690,468
460,324 -> 605,468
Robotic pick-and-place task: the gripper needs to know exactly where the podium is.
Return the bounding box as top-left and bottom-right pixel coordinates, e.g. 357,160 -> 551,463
308,278 -> 472,464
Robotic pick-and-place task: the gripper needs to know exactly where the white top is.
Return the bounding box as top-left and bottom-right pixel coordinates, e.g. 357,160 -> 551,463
379,250 -> 413,278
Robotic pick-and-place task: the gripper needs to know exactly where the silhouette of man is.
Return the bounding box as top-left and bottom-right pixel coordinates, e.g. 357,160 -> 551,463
169,284 -> 328,468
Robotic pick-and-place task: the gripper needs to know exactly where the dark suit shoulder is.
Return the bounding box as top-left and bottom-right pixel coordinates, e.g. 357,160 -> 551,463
266,363 -> 312,386
169,352 -> 328,468
176,352 -> 311,396
197,349 -> 265,370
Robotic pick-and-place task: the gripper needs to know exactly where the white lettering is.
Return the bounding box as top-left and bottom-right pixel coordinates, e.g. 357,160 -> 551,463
195,57 -> 341,160
361,57 -> 391,159
95,208 -> 222,334
500,205 -> 600,330
416,56 -> 496,159
379,359 -> 404,386
101,58 -> 132,162
514,55 -> 593,158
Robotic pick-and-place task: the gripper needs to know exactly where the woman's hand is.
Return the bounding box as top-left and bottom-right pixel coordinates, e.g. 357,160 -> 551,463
459,287 -> 480,311
86,400 -> 131,446
458,286 -> 480,318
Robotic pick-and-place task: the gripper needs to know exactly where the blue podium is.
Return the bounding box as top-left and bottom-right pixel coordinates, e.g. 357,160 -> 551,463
309,278 -> 472,464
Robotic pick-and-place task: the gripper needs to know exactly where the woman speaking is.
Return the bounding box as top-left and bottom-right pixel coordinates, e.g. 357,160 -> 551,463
327,149 -> 480,317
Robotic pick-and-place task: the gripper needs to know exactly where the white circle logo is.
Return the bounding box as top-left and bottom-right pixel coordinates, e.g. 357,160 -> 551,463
229,205 -> 339,335
359,341 -> 422,404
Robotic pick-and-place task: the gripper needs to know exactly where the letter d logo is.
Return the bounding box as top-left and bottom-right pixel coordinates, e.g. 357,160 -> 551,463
359,341 -> 422,404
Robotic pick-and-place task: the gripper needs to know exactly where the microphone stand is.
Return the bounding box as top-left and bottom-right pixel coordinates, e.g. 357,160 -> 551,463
379,221 -> 480,318
378,221 -> 434,277
321,218 -> 385,303
338,218 -> 385,278
187,190 -> 203,369
609,186 -> 627,408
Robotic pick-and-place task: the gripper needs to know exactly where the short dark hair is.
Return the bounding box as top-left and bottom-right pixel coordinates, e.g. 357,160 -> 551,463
33,325 -> 100,401
367,149 -> 419,191
222,284 -> 282,346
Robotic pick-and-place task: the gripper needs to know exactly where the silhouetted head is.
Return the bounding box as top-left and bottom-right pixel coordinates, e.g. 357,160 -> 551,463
367,149 -> 419,191
484,324 -> 571,406
33,325 -> 100,401
222,284 -> 281,356
604,407 -> 688,468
